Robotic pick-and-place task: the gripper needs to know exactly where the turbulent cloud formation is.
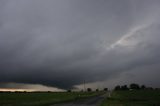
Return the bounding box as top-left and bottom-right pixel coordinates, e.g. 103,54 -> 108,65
0,0 -> 160,89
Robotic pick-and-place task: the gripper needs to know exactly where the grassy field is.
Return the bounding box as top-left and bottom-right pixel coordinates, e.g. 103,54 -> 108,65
101,90 -> 160,106
0,92 -> 99,106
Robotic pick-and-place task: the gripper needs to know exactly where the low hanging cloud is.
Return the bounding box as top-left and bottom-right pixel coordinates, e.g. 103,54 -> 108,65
0,82 -> 64,91
0,0 -> 160,89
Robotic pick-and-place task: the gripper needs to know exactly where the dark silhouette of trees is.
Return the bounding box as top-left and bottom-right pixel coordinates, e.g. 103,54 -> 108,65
104,88 -> 108,91
96,89 -> 99,92
146,87 -> 153,90
114,85 -> 121,90
121,85 -> 129,90
130,83 -> 140,90
141,85 -> 146,90
87,88 -> 92,92
67,89 -> 71,92
155,88 -> 160,90
113,83 -> 157,91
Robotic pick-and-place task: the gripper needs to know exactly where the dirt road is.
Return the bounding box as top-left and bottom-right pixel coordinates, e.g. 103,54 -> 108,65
51,94 -> 106,106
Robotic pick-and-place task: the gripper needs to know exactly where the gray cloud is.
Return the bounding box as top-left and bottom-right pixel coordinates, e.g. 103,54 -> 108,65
0,0 -> 160,89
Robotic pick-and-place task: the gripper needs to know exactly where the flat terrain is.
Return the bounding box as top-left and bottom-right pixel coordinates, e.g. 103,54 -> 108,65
0,92 -> 100,106
101,90 -> 160,106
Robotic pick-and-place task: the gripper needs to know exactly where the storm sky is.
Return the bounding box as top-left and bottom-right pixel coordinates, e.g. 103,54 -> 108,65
0,0 -> 160,90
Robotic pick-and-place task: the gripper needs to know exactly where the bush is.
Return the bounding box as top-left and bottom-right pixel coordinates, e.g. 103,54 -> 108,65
96,89 -> 99,92
87,88 -> 92,92
67,89 -> 72,92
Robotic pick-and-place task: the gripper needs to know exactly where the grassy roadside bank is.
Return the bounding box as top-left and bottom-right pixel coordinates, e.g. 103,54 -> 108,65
0,92 -> 101,106
101,90 -> 160,106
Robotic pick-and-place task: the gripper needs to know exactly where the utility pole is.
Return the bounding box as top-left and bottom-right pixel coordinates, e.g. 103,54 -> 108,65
84,80 -> 86,92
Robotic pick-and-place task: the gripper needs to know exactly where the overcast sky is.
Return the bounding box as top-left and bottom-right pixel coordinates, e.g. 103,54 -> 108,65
0,0 -> 160,91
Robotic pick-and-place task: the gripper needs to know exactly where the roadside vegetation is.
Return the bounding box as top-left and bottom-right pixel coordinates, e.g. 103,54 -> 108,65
0,91 -> 100,106
101,84 -> 160,106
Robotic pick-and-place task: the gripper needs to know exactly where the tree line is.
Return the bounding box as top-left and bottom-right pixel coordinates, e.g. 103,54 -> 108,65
67,83 -> 160,92
114,83 -> 157,91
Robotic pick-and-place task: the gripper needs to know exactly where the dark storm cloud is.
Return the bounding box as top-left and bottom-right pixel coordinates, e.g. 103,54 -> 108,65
0,0 -> 160,89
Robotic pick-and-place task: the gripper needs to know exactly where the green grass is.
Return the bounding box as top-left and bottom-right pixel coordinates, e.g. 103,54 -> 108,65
0,92 -> 99,106
101,90 -> 160,106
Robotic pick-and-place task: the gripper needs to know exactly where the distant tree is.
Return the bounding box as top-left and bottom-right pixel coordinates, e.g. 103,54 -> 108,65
67,89 -> 72,92
130,83 -> 140,90
141,85 -> 146,90
121,85 -> 129,90
114,85 -> 121,91
47,91 -> 52,93
155,88 -> 160,90
87,88 -> 92,92
104,88 -> 108,91
96,89 -> 99,92
146,87 -> 153,90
